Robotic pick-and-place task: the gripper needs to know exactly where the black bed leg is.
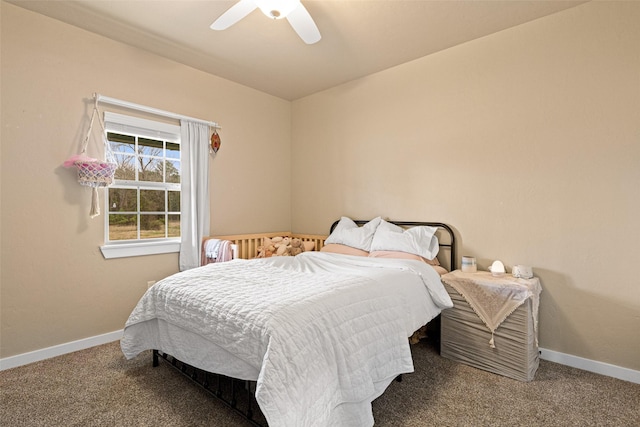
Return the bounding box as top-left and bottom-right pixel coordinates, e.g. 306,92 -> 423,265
152,350 -> 159,367
203,372 -> 210,390
231,379 -> 237,408
216,375 -> 222,397
246,381 -> 254,420
395,374 -> 403,382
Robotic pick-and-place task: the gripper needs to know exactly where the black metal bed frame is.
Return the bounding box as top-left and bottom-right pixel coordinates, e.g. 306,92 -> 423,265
153,349 -> 403,427
152,220 -> 456,426
153,350 -> 266,426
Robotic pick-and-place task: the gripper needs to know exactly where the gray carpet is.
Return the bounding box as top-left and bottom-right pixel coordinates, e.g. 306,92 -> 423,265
1,339 -> 638,426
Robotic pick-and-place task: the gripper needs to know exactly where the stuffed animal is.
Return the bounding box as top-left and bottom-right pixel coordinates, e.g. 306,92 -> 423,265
276,243 -> 289,256
273,236 -> 289,256
409,325 -> 429,345
256,242 -> 275,258
256,237 -> 277,258
289,238 -> 304,256
256,236 -> 306,257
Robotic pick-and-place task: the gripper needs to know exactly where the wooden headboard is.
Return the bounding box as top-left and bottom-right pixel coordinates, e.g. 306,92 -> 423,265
330,220 -> 457,271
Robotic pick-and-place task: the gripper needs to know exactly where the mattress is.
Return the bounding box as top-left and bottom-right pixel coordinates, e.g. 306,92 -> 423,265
440,283 -> 539,382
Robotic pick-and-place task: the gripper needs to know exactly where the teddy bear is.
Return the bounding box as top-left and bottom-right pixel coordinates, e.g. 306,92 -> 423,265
288,238 -> 304,256
256,236 -> 306,257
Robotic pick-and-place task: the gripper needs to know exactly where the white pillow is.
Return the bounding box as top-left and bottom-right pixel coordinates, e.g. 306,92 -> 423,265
370,219 -> 439,260
324,217 -> 382,251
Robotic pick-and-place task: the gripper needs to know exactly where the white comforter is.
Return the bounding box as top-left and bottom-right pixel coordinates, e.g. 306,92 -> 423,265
121,251 -> 453,427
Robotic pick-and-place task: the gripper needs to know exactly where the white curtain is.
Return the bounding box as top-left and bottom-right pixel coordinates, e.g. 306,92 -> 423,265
179,120 -> 210,271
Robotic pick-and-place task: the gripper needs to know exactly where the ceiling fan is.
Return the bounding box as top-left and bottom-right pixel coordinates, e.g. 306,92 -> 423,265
210,0 -> 321,44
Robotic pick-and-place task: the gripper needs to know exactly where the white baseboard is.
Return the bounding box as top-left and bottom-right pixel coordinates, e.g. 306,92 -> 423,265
1,333 -> 638,385
0,330 -> 123,371
540,347 -> 640,384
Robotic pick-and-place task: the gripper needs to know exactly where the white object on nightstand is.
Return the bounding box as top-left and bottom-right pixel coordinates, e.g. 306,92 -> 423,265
461,256 -> 477,273
488,260 -> 505,276
512,264 -> 533,279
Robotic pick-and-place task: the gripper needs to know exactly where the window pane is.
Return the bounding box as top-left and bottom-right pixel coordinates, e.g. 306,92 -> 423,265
166,160 -> 180,183
138,157 -> 163,182
168,214 -> 180,238
138,137 -> 163,156
108,132 -> 136,180
140,189 -> 165,212
109,214 -> 137,240
167,142 -> 180,159
108,133 -> 136,154
168,191 -> 180,212
109,188 -> 137,212
113,153 -> 136,180
140,214 -> 165,239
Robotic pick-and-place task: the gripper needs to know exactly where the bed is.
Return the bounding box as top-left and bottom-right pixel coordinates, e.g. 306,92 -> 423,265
121,218 -> 456,427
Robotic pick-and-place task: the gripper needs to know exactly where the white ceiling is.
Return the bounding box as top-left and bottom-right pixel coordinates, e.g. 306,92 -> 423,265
8,0 -> 587,100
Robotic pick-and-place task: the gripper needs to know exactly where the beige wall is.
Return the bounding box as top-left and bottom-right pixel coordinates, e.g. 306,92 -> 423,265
292,1 -> 640,370
2,1 -> 639,373
0,2 -> 291,358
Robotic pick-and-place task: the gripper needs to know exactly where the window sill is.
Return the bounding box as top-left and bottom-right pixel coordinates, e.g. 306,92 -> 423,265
100,240 -> 180,259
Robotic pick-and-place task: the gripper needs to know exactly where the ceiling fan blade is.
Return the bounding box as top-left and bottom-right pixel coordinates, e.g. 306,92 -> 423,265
286,3 -> 321,44
210,0 -> 258,31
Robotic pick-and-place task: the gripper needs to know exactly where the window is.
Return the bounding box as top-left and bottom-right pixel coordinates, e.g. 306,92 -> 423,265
100,113 -> 182,259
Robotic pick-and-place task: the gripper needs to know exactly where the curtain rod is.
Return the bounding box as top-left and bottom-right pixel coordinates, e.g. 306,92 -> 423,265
94,93 -> 220,129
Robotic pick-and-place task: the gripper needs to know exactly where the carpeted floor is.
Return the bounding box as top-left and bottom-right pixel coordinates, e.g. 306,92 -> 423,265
1,339 -> 638,426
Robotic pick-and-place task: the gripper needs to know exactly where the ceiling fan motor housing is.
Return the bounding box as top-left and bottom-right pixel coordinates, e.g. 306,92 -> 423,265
256,0 -> 300,20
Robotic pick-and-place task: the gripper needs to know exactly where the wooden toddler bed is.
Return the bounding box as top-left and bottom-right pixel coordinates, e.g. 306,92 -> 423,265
202,231 -> 328,262
121,218 -> 456,427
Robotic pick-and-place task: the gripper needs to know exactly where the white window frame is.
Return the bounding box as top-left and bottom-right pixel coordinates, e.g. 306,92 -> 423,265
100,112 -> 182,259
